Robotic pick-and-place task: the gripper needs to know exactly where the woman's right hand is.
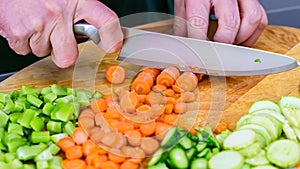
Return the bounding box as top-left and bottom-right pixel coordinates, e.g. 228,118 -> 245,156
0,0 -> 123,68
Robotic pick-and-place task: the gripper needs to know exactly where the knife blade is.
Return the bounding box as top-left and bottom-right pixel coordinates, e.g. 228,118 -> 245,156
74,23 -> 300,76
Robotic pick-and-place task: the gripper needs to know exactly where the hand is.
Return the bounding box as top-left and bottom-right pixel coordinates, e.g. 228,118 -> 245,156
0,0 -> 123,68
173,0 -> 268,46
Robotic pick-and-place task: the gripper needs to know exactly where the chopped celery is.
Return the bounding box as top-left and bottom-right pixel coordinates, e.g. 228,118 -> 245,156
0,110 -> 9,128
30,117 -> 45,132
63,121 -> 76,136
4,99 -> 15,113
0,93 -> 9,104
31,131 -> 50,143
51,103 -> 74,122
27,95 -> 43,108
43,93 -> 57,103
21,86 -> 39,97
23,164 -> 36,169
9,158 -> 23,168
50,84 -> 67,96
42,103 -> 54,116
41,87 -> 51,96
46,121 -> 62,134
18,109 -> 37,129
50,133 -> 68,144
55,95 -> 76,104
34,143 -> 60,161
76,89 -> 92,106
48,156 -> 62,169
36,160 -> 48,169
17,144 -> 47,161
4,153 -> 17,163
9,113 -> 22,123
7,123 -> 23,136
7,138 -> 27,153
93,91 -> 104,98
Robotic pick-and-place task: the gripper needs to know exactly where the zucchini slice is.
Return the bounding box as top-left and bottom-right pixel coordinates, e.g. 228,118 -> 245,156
278,96 -> 300,110
191,158 -> 207,169
239,124 -> 272,146
245,150 -> 269,166
267,139 -> 300,168
282,122 -> 298,141
209,150 -> 244,169
223,129 -> 257,150
238,141 -> 262,158
248,100 -> 281,113
147,148 -> 164,166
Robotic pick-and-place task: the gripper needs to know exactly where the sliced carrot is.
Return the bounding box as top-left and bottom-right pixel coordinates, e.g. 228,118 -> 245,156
130,147 -> 146,159
156,72 -> 175,87
90,146 -> 108,155
58,136 -> 75,152
120,159 -> 139,169
92,154 -> 108,168
151,84 -> 167,92
163,88 -> 175,97
115,121 -> 135,133
155,122 -> 172,140
165,97 -> 177,105
136,104 -> 152,114
108,152 -> 126,163
161,66 -> 180,80
125,129 -> 142,146
114,86 -> 129,98
63,159 -> 86,169
131,71 -> 155,95
85,151 -> 98,166
175,71 -> 198,92
91,98 -> 108,113
173,102 -> 188,114
106,104 -> 122,119
106,65 -> 126,84
140,137 -> 160,155
189,128 -> 197,136
137,94 -> 146,103
72,127 -> 88,145
213,122 -> 228,134
164,103 -> 174,114
80,108 -> 96,119
119,91 -> 140,113
140,121 -> 156,136
65,145 -> 83,160
139,67 -> 161,80
100,132 -> 119,147
172,85 -> 184,93
163,114 -> 178,125
144,91 -> 165,105
82,139 -> 98,156
86,165 -> 97,169
101,161 -> 120,169
181,91 -> 196,103
78,117 -> 95,132
195,73 -> 204,81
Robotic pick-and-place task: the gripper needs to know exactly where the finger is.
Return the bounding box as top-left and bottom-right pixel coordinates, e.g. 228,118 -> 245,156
212,0 -> 240,44
186,0 -> 211,40
76,0 -> 123,53
6,24 -> 32,55
29,32 -> 51,57
173,0 -> 187,37
50,20 -> 78,68
234,0 -> 263,44
240,5 -> 268,46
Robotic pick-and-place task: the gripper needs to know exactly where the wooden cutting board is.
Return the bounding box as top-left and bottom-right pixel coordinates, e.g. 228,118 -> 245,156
1,20 -> 300,130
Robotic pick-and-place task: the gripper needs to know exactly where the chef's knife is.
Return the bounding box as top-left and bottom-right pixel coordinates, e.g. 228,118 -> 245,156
74,23 -> 300,76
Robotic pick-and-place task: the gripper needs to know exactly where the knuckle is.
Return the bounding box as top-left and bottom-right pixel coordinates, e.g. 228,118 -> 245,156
221,13 -> 240,31
188,16 -> 209,29
244,8 -> 262,25
10,28 -> 30,40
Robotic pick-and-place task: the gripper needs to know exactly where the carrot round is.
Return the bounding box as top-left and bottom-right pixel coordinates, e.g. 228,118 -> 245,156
173,102 -> 188,114
125,129 -> 142,146
65,145 -> 83,160
175,71 -> 198,92
115,121 -> 135,134
152,84 -> 167,92
120,159 -> 139,169
163,88 -> 175,97
139,67 -> 161,80
63,159 -> 86,169
108,152 -> 126,163
106,65 -> 126,84
140,137 -> 160,155
58,136 -> 75,152
145,91 -> 165,105
140,121 -> 156,136
91,98 -> 108,113
72,127 -> 88,145
163,114 -> 178,125
78,117 -> 95,132
181,91 -> 196,103
136,104 -> 152,114
155,122 -> 172,140
156,66 -> 180,87
213,122 -> 228,134
119,91 -> 140,113
131,70 -> 158,95
101,161 -> 120,169
92,154 -> 108,168
82,139 -> 98,156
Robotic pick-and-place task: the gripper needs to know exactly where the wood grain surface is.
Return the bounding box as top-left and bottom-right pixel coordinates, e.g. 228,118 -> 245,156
1,20 -> 300,130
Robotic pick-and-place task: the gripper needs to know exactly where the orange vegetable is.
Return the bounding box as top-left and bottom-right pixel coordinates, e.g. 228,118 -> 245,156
181,91 -> 196,103
131,67 -> 159,95
145,91 -> 165,105
62,159 -> 86,169
164,103 -> 174,114
163,114 -> 178,125
163,88 -> 175,97
82,139 -> 97,156
119,91 -> 140,113
155,122 -> 172,140
101,161 -> 120,169
92,154 -> 108,168
65,145 -> 83,160
136,104 -> 152,114
115,121 -> 135,133
80,108 -> 96,119
140,121 -> 156,136
78,117 -> 95,132
106,65 -> 126,84
58,136 -> 75,152
214,122 -> 228,134
86,166 -> 97,169
91,98 -> 108,113
173,102 -> 188,114
140,137 -> 160,154
175,71 -> 198,92
156,66 -> 180,86
120,159 -> 139,169
139,67 -> 161,80
72,127 -> 88,145
195,73 -> 204,81
125,129 -> 142,146
106,104 -> 122,119
152,84 -> 167,92
108,152 -> 126,163
162,66 -> 180,80
172,85 -> 184,93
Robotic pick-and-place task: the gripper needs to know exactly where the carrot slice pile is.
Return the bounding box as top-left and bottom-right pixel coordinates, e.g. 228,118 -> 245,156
105,65 -> 126,84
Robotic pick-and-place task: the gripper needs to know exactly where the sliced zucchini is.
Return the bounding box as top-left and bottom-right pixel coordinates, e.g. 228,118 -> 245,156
147,148 -> 164,166
186,147 -> 197,160
245,150 -> 269,166
281,106 -> 300,128
209,150 -> 244,169
191,158 -> 207,169
160,127 -> 178,148
168,147 -> 189,169
223,129 -> 257,150
148,162 -> 169,169
282,122 -> 298,141
248,100 -> 281,113
238,141 -> 262,158
250,109 -> 285,124
196,142 -> 207,153
179,136 -> 193,150
239,124 -> 272,146
196,148 -> 210,158
293,127 -> 300,141
252,165 -> 279,169
278,96 -> 300,110
267,139 -> 300,168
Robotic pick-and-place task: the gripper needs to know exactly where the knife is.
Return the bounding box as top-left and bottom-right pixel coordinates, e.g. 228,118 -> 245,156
74,23 -> 300,76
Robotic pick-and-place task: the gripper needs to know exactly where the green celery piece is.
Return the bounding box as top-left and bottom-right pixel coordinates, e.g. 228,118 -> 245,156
0,110 -> 9,128
4,153 -> 17,163
15,97 -> 30,110
0,128 -> 5,139
0,103 -> 4,109
48,156 -> 62,169
0,140 -> 7,151
36,160 -> 48,169
4,133 -> 22,144
66,88 -> 75,95
0,92 -> 9,104
30,117 -> 45,132
18,109 -> 37,129
76,89 -> 92,106
0,151 -> 4,161
21,86 -> 39,97
50,133 -> 68,144
9,158 -> 23,168
17,144 -> 47,161
10,90 -> 20,100
46,121 -> 62,134
7,123 -> 23,136
55,95 -> 76,104
42,103 -> 54,116
51,84 -> 67,96
23,164 -> 36,169
34,143 -> 60,162
0,162 -> 10,168
4,99 -> 15,113
93,91 -> 104,99
63,121 -> 76,136
7,138 -> 27,153
51,103 -> 74,122
41,87 -> 52,96
31,131 -> 50,143
47,142 -> 60,155
9,113 -> 22,123
43,93 -> 57,103
27,94 -> 43,108
69,102 -> 81,120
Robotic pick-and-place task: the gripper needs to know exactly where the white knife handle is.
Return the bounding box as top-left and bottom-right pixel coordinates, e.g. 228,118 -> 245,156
74,23 -> 100,44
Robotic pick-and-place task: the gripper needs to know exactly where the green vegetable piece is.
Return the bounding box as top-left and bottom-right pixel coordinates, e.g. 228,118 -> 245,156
55,95 -> 76,104
43,93 -> 57,103
63,121 -> 75,136
42,103 -> 54,116
168,147 -> 189,169
27,94 -> 43,108
148,163 -> 169,169
0,162 -> 10,168
21,86 -> 39,97
160,127 -> 178,148
0,93 -> 9,104
148,148 -> 164,166
4,153 -> 17,163
30,117 -> 45,132
7,138 -> 27,153
0,110 -> 9,128
50,133 -> 68,144
36,160 -> 48,169
9,113 -> 22,123
254,58 -> 261,63
66,88 -> 75,95
191,158 -> 208,169
209,150 -> 244,169
34,143 -> 60,162
196,142 -> 207,152
3,99 -> 15,113
17,144 -> 47,161
18,109 -> 37,128
186,147 -> 197,160
31,131 -> 50,143
41,87 -> 52,96
5,133 -> 22,143
46,121 -> 62,134
179,136 -> 193,150
76,89 -> 92,106
93,92 -> 104,99
48,156 -> 63,169
8,123 -> 23,136
9,158 -> 23,168
51,103 -> 74,122
51,84 -> 67,96
23,164 -> 36,169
